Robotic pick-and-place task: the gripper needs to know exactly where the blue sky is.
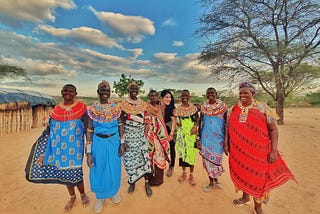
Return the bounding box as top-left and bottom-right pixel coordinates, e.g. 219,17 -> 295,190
0,0 -> 222,96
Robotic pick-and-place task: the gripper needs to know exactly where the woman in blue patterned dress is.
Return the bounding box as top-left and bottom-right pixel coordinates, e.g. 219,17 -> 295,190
25,84 -> 89,212
198,87 -> 227,192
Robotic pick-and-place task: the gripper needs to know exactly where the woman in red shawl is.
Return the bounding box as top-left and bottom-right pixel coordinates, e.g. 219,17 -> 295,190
224,82 -> 295,214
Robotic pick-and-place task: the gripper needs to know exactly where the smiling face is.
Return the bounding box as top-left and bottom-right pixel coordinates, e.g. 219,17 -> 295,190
61,85 -> 77,104
161,93 -> 172,106
149,91 -> 159,105
239,87 -> 253,106
98,86 -> 110,104
206,88 -> 217,103
129,85 -> 139,100
181,90 -> 190,105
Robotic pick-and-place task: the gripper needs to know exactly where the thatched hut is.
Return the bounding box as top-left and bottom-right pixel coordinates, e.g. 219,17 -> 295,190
0,88 -> 55,135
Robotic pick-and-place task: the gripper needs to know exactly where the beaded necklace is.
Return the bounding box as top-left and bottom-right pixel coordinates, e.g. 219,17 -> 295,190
201,99 -> 226,116
88,101 -> 120,122
176,104 -> 197,117
238,101 -> 254,123
119,97 -> 147,115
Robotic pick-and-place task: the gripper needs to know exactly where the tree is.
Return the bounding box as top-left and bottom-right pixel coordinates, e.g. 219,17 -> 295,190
113,74 -> 144,97
0,59 -> 29,81
197,0 -> 320,124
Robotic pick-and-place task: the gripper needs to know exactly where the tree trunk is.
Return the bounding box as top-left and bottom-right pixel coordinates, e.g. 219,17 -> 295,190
276,90 -> 285,125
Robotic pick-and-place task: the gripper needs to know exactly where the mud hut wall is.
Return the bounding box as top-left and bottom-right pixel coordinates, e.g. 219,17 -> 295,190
0,107 -> 32,135
32,105 -> 52,128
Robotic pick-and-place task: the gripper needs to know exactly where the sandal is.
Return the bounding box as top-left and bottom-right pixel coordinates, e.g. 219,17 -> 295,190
178,172 -> 187,183
214,178 -> 222,189
202,184 -> 214,192
128,183 -> 135,193
80,193 -> 90,207
64,195 -> 76,213
145,182 -> 153,197
233,198 -> 252,207
188,174 -> 196,186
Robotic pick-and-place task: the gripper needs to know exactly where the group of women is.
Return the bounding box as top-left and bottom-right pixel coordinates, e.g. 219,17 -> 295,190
25,80 -> 295,214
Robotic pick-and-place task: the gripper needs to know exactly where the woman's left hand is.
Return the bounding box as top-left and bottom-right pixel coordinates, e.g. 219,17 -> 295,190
191,126 -> 197,135
268,150 -> 278,163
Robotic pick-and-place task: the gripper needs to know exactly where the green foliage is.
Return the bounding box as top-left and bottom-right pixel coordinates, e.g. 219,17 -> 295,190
305,92 -> 320,106
197,0 -> 320,123
0,59 -> 29,81
113,74 -> 144,97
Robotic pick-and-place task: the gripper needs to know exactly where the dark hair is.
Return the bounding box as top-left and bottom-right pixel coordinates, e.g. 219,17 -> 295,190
148,89 -> 158,97
62,84 -> 77,92
160,89 -> 175,123
182,89 -> 190,95
206,87 -> 217,95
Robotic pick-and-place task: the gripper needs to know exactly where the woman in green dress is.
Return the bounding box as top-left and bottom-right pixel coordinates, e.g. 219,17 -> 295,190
175,89 -> 199,186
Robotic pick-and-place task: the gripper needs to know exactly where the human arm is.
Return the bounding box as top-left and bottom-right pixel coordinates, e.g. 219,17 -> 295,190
168,116 -> 176,141
191,111 -> 200,135
86,117 -> 93,168
267,121 -> 279,163
118,111 -> 127,156
223,110 -> 229,156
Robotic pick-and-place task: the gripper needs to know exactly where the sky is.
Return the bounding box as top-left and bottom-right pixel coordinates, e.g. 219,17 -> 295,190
0,0 -> 225,97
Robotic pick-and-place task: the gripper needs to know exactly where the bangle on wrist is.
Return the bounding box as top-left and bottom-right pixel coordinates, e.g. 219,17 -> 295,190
86,144 -> 92,154
87,128 -> 94,133
121,139 -> 125,144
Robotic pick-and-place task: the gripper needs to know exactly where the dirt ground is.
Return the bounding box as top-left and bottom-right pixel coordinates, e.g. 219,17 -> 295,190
0,108 -> 319,214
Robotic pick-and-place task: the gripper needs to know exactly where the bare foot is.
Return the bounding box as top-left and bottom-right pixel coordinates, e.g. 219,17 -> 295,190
188,174 -> 196,186
233,197 -> 252,207
178,172 -> 187,183
80,193 -> 89,207
64,196 -> 76,212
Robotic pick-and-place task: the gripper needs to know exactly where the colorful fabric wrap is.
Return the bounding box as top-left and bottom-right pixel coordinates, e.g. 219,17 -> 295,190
88,101 -> 121,199
200,99 -> 227,178
120,97 -> 151,184
228,101 -> 295,200
145,104 -> 170,170
175,104 -> 198,166
25,115 -> 86,186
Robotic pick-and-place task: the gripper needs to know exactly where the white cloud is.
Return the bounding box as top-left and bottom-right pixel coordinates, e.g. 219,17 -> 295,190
153,52 -> 177,62
128,48 -> 143,59
0,0 -> 75,25
35,25 -> 123,49
162,18 -> 176,26
89,5 -> 155,43
0,30 -> 213,96
5,57 -> 76,76
173,41 -> 184,47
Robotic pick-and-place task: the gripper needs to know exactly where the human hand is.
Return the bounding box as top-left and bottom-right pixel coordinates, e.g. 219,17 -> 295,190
223,141 -> 229,156
195,138 -> 202,149
191,126 -> 197,135
36,154 -> 44,166
119,144 -> 127,156
268,150 -> 278,163
86,154 -> 93,168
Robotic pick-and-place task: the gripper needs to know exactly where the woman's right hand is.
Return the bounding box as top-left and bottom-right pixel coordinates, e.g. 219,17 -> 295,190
119,144 -> 127,156
36,154 -> 44,166
223,140 -> 229,156
86,154 -> 93,168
